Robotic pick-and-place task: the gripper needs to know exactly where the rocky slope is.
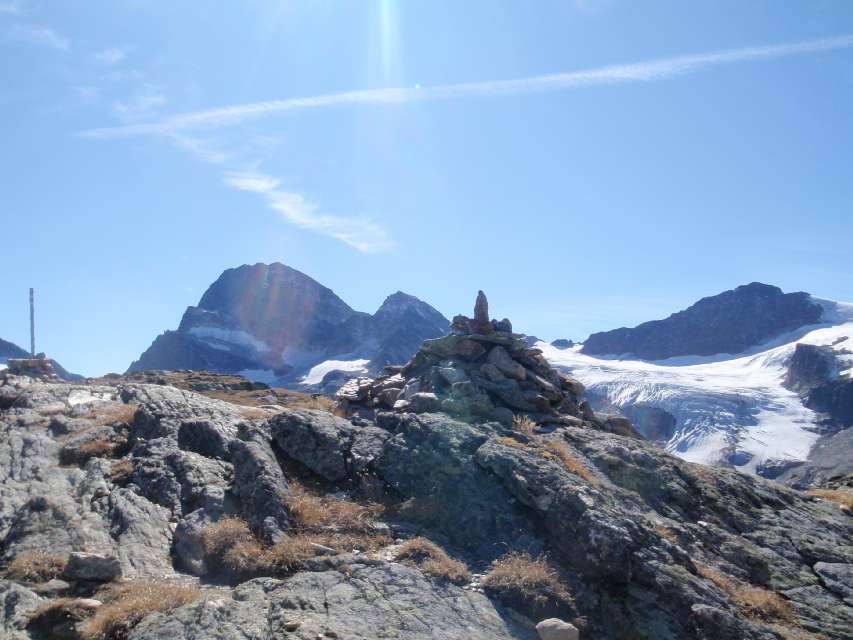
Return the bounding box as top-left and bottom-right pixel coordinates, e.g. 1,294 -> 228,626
128,263 -> 449,392
547,286 -> 853,483
2,296 -> 851,640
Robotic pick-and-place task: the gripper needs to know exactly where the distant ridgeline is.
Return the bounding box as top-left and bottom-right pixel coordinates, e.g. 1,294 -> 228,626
128,262 -> 450,392
582,282 -> 822,360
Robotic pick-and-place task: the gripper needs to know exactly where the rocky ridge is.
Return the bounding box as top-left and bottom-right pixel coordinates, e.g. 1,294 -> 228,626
0,295 -> 851,640
582,282 -> 823,360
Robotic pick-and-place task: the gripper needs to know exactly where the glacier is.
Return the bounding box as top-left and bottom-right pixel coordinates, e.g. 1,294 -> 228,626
541,298 -> 853,474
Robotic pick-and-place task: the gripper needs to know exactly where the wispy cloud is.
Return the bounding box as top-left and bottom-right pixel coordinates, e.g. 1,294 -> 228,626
223,170 -> 394,253
5,23 -> 69,50
0,2 -> 22,15
80,34 -> 853,139
94,47 -> 126,65
167,133 -> 229,165
113,86 -> 166,121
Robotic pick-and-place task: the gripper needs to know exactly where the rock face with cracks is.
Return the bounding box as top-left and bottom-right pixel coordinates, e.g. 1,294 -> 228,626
1,299 -> 852,640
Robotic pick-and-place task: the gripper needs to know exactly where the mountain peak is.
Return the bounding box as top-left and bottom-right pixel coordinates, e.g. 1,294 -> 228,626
130,265 -> 449,385
582,283 -> 823,360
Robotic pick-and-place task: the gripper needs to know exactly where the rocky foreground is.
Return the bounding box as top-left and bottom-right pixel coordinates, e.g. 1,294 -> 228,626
1,305 -> 852,639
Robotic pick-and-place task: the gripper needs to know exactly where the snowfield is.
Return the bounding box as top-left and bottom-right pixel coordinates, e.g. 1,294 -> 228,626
540,298 -> 853,474
300,358 -> 370,386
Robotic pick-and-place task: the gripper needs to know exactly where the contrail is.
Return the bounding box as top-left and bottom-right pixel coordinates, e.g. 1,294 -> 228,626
80,34 -> 853,139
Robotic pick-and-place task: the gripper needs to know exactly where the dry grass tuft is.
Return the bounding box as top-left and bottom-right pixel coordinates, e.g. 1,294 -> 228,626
3,551 -> 67,582
286,483 -> 383,532
543,440 -> 597,484
200,516 -> 391,580
655,524 -> 679,546
696,563 -> 795,623
78,438 -> 117,460
287,395 -> 335,412
764,622 -> 829,640
201,517 -> 254,559
82,403 -> 137,427
483,552 -> 571,610
395,537 -> 471,584
807,488 -> 853,510
512,415 -> 538,435
110,458 -> 134,485
80,580 -> 200,640
26,597 -> 100,635
497,436 -> 530,450
239,406 -> 275,420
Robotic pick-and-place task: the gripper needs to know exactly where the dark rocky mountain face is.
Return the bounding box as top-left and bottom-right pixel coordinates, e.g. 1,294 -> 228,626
368,291 -> 453,369
0,338 -> 29,360
779,341 -> 853,486
128,263 -> 449,386
582,282 -> 823,360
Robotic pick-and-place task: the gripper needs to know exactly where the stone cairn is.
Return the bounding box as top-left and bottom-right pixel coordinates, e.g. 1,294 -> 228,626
336,291 -> 597,428
4,356 -> 59,381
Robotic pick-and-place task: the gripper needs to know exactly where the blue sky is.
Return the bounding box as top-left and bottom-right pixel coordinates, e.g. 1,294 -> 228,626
2,1 -> 853,376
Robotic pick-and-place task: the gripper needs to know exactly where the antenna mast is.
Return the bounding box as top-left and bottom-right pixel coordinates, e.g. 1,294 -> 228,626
29,288 -> 35,357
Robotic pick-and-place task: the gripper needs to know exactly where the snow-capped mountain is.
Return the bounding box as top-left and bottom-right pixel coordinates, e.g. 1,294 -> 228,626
541,286 -> 853,482
128,263 -> 449,390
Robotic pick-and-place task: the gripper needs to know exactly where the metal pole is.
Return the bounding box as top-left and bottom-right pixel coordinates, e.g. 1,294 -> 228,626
29,288 -> 35,357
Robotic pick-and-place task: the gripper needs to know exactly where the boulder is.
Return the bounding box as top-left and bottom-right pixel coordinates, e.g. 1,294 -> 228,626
409,392 -> 441,413
456,339 -> 487,360
0,580 -> 41,640
129,564 -> 535,640
487,346 -> 527,381
536,618 -> 579,640
62,552 -> 122,582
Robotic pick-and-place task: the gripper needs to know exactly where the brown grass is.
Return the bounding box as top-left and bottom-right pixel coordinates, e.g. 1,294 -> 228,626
3,551 -> 67,582
238,406 -> 276,420
286,482 -> 384,532
512,415 -> 538,435
483,552 -> 571,609
110,458 -> 134,485
395,537 -> 471,584
655,524 -> 679,546
497,436 -> 530,450
807,488 -> 853,510
82,403 -> 137,426
80,580 -> 200,640
26,597 -> 100,634
543,440 -> 597,484
200,516 -> 391,580
201,517 -> 254,558
764,623 -> 829,640
78,438 -> 117,459
696,563 -> 795,623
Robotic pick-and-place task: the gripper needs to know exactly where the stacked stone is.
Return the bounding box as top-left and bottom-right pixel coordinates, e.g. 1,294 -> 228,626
5,357 -> 59,380
336,291 -> 589,427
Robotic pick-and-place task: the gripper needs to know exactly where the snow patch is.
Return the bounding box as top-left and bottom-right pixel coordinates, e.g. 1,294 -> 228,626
67,389 -> 115,407
188,326 -> 270,353
300,359 -> 370,386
